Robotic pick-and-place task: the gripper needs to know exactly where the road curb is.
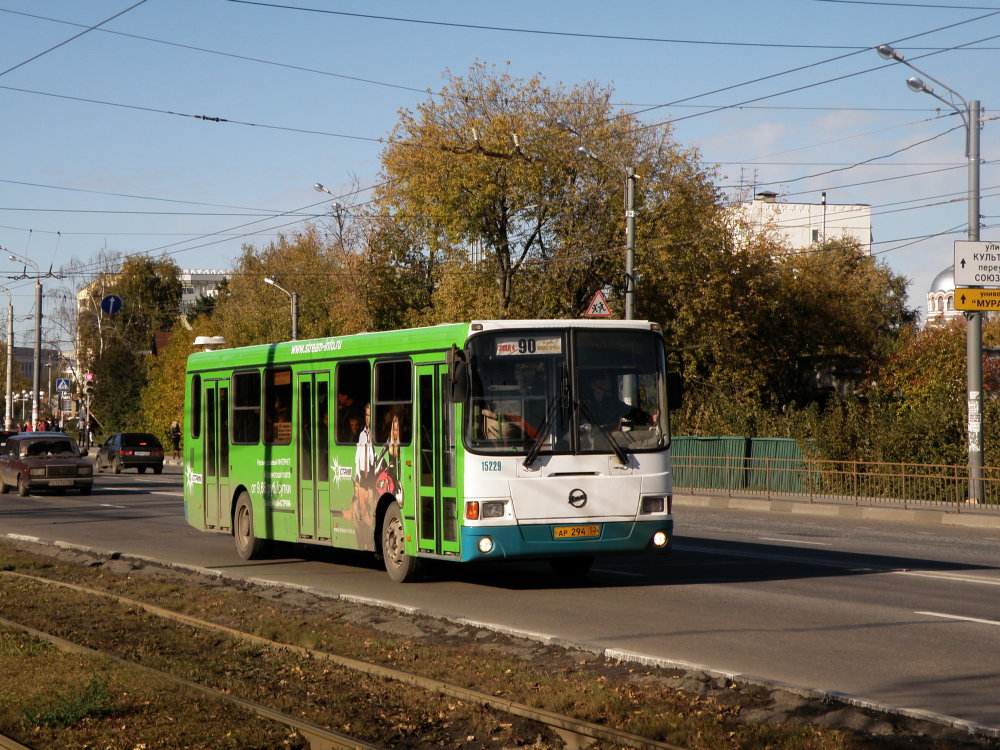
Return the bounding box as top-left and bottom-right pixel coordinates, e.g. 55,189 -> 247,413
673,492 -> 1000,530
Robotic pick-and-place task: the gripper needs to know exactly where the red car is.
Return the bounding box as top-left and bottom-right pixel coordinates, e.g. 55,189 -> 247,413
0,432 -> 93,496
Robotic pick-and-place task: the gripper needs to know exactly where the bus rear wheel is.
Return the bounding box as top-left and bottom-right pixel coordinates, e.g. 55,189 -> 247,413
382,502 -> 421,583
234,493 -> 266,560
550,556 -> 594,580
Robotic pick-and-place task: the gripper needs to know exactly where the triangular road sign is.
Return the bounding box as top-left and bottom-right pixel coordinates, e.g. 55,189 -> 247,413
585,290 -> 612,317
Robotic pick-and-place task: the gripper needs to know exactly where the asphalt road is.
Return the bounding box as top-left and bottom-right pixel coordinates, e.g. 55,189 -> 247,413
3,467 -> 1000,731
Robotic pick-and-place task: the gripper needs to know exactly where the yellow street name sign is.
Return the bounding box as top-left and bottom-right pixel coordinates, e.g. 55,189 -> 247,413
955,288 -> 1000,311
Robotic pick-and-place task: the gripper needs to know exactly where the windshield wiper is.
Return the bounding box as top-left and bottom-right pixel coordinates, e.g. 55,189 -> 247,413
577,399 -> 629,466
522,396 -> 560,469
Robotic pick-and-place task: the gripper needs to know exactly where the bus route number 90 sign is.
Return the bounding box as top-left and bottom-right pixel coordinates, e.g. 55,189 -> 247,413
495,336 -> 562,356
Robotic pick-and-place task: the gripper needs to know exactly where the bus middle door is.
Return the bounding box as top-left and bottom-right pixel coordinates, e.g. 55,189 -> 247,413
203,379 -> 230,530
415,363 -> 459,557
296,372 -> 332,541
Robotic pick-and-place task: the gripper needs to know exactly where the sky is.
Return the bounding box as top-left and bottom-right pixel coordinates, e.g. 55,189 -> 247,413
1,0 -> 998,348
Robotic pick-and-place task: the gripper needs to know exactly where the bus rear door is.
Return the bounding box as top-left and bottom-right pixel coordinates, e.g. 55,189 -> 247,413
415,363 -> 460,557
296,372 -> 332,540
203,379 -> 230,530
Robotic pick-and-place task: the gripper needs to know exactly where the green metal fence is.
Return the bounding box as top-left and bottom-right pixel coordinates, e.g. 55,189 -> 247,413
672,436 -> 807,494
672,437 -> 1000,511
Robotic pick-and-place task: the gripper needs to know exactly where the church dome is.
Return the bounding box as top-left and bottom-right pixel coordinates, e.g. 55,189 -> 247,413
929,266 -> 955,293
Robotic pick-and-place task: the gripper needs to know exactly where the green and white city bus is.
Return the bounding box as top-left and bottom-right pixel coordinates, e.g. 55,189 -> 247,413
183,319 -> 677,582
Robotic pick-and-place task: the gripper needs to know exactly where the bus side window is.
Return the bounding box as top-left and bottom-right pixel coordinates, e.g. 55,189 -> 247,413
232,370 -> 261,444
190,375 -> 201,439
264,368 -> 293,444
335,361 -> 371,444
374,360 -> 412,445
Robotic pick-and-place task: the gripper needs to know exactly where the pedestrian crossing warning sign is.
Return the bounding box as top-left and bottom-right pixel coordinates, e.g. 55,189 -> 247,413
585,290 -> 612,317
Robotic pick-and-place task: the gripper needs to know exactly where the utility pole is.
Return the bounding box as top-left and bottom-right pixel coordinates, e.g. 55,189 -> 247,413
876,45 -> 984,502
1,286 -> 12,430
625,167 -> 637,320
967,99 -> 983,502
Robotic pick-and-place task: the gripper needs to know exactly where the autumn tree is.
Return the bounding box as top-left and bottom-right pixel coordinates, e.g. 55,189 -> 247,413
75,254 -> 182,433
203,224 -> 370,348
373,61 -> 722,322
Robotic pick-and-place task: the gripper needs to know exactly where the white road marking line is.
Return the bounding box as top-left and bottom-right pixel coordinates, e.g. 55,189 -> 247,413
896,570 -> 1000,587
758,537 -> 830,546
98,504 -> 127,509
916,611 -> 1000,628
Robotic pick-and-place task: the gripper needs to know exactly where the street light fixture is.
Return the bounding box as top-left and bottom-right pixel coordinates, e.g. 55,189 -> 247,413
877,42 -> 983,502
313,183 -> 345,213
555,118 -> 638,319
263,276 -> 298,341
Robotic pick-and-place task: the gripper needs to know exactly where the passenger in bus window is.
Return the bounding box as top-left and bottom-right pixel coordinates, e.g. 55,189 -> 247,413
584,372 -> 649,432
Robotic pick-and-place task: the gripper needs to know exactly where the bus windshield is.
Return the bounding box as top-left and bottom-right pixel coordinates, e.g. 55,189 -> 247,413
465,328 -> 667,456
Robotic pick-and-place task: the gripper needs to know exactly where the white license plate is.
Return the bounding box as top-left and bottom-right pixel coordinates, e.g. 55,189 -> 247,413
48,479 -> 73,486
134,451 -> 150,456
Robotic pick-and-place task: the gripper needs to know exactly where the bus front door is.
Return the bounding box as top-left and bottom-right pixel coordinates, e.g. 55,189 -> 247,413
296,372 -> 332,541
203,380 -> 230,530
415,364 -> 460,557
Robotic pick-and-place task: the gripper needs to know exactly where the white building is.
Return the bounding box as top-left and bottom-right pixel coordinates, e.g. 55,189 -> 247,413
925,266 -> 963,327
736,191 -> 872,255
178,269 -> 229,314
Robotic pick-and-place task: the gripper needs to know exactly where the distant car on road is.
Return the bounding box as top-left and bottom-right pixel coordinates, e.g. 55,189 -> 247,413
0,432 -> 92,496
96,433 -> 165,474
0,429 -> 18,449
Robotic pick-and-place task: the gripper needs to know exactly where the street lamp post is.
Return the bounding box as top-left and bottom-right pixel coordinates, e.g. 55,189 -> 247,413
877,43 -> 983,502
555,118 -> 638,319
7,251 -> 42,426
263,276 -> 298,341
0,285 -> 12,430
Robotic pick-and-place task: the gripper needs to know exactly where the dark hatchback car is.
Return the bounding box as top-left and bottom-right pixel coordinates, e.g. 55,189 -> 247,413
96,433 -> 165,474
0,432 -> 92,496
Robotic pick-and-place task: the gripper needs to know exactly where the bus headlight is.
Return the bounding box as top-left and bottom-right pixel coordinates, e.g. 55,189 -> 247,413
641,495 -> 664,514
478,537 -> 495,554
652,530 -> 669,548
481,501 -> 506,519
466,500 -> 508,520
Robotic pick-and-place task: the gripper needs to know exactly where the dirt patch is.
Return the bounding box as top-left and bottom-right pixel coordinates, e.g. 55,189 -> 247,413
0,537 -> 997,750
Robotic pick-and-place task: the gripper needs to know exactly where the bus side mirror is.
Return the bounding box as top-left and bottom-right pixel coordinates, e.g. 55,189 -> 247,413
447,345 -> 470,403
666,372 -> 683,411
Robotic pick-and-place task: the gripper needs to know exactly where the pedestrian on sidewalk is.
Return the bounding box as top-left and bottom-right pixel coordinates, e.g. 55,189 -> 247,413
169,420 -> 182,459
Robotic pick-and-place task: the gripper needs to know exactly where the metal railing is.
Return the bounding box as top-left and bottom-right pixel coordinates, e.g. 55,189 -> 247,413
672,455 -> 1000,512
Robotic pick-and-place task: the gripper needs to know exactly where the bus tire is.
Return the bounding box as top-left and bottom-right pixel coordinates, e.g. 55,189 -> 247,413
234,493 -> 266,561
381,502 -> 421,583
550,556 -> 594,580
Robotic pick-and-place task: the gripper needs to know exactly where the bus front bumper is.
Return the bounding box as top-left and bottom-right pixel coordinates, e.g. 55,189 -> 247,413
458,518 -> 673,563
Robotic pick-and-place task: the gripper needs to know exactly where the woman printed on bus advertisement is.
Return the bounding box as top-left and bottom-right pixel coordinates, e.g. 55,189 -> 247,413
374,409 -> 403,504
349,403 -> 376,548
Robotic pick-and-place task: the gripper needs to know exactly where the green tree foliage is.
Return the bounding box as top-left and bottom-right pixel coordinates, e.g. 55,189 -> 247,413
207,226 -> 370,347
138,316 -> 216,443
77,255 -> 182,434
373,61 -> 721,322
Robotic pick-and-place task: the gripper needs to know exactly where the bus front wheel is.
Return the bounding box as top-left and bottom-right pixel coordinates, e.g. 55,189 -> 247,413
234,493 -> 266,561
382,502 -> 421,583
